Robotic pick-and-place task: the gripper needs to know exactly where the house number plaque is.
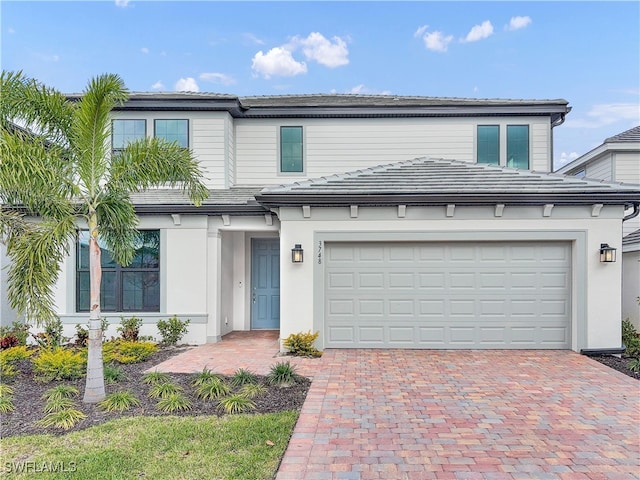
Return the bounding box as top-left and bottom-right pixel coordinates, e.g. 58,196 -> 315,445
317,241 -> 323,264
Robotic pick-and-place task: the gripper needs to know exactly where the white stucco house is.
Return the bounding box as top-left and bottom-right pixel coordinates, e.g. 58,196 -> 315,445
556,126 -> 640,330
3,94 -> 639,352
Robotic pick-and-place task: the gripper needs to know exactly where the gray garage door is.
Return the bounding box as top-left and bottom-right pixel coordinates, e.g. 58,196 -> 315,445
324,241 -> 571,349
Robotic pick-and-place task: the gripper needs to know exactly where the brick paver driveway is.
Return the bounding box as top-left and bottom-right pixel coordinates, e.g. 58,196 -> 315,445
276,350 -> 640,480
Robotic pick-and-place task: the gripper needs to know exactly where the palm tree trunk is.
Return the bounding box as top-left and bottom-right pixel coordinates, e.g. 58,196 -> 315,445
83,212 -> 105,403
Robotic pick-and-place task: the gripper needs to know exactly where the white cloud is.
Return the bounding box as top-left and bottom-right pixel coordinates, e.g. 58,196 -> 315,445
566,103 -> 640,129
290,32 -> 349,68
348,84 -> 392,95
414,25 -> 429,38
243,33 -> 265,46
423,31 -> 454,52
114,0 -> 129,7
199,72 -> 236,86
507,16 -> 532,31
151,81 -> 165,90
141,47 -> 149,54
252,47 -> 307,79
462,20 -> 494,43
174,77 -> 199,92
557,151 -> 579,168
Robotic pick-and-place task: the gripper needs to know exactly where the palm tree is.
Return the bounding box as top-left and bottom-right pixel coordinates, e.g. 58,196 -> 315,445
0,71 -> 208,403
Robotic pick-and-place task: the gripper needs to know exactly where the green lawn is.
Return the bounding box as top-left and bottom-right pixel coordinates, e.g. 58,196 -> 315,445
1,412 -> 298,480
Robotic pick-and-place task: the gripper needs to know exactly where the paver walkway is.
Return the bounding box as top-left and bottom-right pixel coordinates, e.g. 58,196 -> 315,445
150,330 -> 322,377
277,349 -> 640,480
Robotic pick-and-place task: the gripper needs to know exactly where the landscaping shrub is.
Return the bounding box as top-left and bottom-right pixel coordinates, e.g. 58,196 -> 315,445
143,370 -> 170,386
32,318 -> 64,348
156,315 -> 190,345
104,363 -> 126,384
191,368 -> 220,387
283,330 -> 322,357
267,361 -> 301,387
622,319 -> 640,358
118,316 -> 143,342
218,394 -> 255,414
33,347 -> 86,381
0,321 -> 30,348
0,384 -> 15,413
0,345 -> 33,363
36,409 -> 86,430
75,323 -> 89,347
194,378 -> 230,400
103,339 -> 157,364
156,393 -> 192,413
41,385 -> 79,402
231,368 -> 257,386
99,391 -> 141,412
148,382 -> 183,399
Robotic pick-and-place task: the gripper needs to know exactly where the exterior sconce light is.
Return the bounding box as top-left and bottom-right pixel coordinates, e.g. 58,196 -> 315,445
291,244 -> 304,263
599,243 -> 617,263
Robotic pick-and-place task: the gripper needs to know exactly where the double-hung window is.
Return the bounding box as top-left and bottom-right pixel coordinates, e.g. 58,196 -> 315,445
477,125 -> 500,165
280,126 -> 304,173
112,119 -> 146,154
76,230 -> 160,312
155,119 -> 189,147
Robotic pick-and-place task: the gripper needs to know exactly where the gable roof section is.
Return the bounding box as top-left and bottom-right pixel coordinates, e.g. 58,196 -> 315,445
257,157 -> 640,207
556,125 -> 640,174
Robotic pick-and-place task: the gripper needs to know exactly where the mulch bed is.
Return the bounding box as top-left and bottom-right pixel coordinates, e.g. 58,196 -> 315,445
590,354 -> 640,380
0,346 -> 310,438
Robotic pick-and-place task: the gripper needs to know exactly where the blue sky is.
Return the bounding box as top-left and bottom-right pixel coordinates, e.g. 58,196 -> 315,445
2,1 -> 639,170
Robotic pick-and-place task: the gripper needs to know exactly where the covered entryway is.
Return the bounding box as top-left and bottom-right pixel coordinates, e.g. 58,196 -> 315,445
324,241 -> 571,349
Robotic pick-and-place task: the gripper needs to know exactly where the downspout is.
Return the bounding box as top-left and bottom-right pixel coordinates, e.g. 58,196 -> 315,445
581,201 -> 639,357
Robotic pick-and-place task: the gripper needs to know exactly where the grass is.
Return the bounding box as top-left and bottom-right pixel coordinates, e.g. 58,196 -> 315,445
1,411 -> 299,480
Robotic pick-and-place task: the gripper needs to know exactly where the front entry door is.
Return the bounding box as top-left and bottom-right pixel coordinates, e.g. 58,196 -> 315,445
251,238 -> 280,329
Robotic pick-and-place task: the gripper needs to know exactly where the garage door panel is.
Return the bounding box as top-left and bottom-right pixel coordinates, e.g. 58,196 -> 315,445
324,241 -> 571,349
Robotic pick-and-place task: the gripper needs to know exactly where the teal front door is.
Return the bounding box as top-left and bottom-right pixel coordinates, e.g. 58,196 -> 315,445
251,238 -> 280,329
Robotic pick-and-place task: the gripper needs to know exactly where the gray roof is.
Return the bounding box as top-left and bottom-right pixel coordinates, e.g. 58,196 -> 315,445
91,92 -> 569,120
257,157 -> 640,207
605,125 -> 640,143
130,187 -> 267,215
623,229 -> 640,247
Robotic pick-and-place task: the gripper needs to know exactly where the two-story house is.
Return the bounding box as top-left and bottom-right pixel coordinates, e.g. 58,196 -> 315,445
556,126 -> 640,330
10,93 -> 640,353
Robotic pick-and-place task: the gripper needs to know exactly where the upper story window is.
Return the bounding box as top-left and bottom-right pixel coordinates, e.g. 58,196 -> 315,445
112,119 -> 146,153
507,125 -> 529,169
155,119 -> 189,148
476,124 -> 530,169
280,126 -> 304,173
477,125 -> 500,165
76,230 -> 160,313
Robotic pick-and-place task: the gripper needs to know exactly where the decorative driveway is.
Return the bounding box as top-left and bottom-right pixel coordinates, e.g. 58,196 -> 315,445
276,349 -> 640,480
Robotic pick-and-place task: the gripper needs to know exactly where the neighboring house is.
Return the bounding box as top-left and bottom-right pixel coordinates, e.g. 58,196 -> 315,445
556,126 -> 640,330
5,94 -> 640,352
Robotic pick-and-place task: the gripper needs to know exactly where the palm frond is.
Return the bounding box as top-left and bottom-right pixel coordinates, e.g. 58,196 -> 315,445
71,74 -> 128,198
95,192 -> 139,266
109,137 -> 209,205
0,127 -> 76,219
5,216 -> 76,324
0,70 -> 73,145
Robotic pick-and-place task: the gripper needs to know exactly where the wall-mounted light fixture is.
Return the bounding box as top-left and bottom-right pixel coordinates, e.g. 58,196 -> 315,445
599,243 -> 617,263
291,244 -> 304,263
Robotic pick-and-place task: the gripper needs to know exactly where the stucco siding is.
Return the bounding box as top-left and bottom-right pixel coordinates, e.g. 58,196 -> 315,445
278,204 -> 625,352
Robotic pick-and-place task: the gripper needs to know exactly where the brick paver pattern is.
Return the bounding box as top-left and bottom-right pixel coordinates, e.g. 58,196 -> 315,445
150,332 -> 640,479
